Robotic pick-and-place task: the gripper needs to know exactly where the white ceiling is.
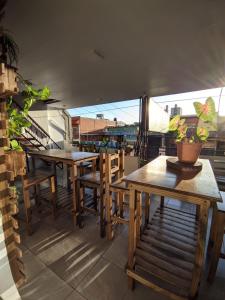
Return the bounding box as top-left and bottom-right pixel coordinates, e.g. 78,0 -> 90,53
4,0 -> 225,108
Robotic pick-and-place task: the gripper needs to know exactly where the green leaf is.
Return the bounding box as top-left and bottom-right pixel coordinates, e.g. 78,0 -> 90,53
10,139 -> 23,151
194,97 -> 216,123
196,127 -> 209,142
169,115 -> 180,131
39,86 -> 50,100
179,119 -> 186,126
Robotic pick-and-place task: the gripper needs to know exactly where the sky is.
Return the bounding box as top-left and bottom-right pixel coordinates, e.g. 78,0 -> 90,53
67,87 -> 225,124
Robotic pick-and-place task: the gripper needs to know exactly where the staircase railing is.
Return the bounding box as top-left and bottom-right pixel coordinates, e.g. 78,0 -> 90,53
12,99 -> 62,150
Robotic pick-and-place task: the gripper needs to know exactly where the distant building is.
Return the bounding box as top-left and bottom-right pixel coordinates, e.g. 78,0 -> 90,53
171,104 -> 182,117
72,116 -> 116,140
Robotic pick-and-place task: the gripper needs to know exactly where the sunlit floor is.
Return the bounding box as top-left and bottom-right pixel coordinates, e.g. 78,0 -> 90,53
18,195 -> 225,300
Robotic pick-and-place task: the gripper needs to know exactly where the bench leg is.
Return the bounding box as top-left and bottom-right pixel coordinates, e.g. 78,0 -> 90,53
207,212 -> 225,283
50,176 -> 57,219
93,187 -> 98,211
119,191 -> 124,218
106,189 -> 113,240
100,185 -> 106,238
35,184 -> 42,213
144,193 -> 150,226
23,189 -> 33,235
160,196 -> 164,208
207,204 -> 217,255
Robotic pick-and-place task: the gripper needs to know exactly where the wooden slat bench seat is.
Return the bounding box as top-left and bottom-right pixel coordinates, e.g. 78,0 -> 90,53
132,206 -> 197,300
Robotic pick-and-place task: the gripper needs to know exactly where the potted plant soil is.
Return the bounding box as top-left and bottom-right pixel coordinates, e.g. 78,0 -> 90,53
168,97 -> 216,164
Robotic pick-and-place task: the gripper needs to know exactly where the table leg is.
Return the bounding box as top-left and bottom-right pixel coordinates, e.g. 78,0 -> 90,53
53,161 -> 57,188
207,203 -> 217,255
71,163 -> 77,227
190,200 -> 210,298
128,186 -> 137,290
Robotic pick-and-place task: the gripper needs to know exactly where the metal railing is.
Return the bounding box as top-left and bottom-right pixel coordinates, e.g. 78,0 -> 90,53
12,99 -> 62,150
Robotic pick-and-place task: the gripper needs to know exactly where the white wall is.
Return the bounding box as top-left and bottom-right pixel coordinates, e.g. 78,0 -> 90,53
29,109 -> 66,148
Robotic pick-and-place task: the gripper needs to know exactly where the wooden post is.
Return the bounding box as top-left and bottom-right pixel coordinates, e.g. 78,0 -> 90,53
0,96 -> 25,287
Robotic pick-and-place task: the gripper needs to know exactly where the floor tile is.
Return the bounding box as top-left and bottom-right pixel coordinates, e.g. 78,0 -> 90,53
22,249 -> 46,281
103,234 -> 128,269
19,268 -> 73,300
22,225 -> 71,256
123,283 -> 169,300
49,237 -> 110,288
36,233 -> 81,266
66,291 -> 87,300
76,258 -> 128,300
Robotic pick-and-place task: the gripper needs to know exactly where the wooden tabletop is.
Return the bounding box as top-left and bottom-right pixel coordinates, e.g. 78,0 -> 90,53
29,149 -> 99,162
124,155 -> 221,202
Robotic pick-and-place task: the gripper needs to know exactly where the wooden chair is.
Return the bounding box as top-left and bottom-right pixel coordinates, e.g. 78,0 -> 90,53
105,151 -> 151,240
77,153 -> 106,237
21,168 -> 56,235
105,150 -> 128,240
207,191 -> 225,282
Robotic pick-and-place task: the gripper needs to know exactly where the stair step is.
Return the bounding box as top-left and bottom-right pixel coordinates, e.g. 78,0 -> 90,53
16,137 -> 35,141
21,144 -> 42,148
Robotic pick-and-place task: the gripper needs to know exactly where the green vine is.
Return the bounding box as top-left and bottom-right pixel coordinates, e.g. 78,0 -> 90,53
5,81 -> 50,151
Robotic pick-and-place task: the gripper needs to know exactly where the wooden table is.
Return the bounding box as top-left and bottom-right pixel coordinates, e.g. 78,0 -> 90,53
29,149 -> 99,225
124,155 -> 221,300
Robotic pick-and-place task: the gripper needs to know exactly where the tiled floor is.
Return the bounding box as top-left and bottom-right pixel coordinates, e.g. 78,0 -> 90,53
18,195 -> 225,300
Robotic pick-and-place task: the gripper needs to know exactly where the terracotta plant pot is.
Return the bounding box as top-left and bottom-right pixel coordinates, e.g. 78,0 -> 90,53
176,142 -> 202,164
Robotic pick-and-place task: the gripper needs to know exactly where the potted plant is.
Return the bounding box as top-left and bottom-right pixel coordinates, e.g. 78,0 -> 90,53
168,97 -> 216,164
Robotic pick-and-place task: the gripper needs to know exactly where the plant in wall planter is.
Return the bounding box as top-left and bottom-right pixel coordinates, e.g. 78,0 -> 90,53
168,97 -> 216,164
5,84 -> 51,177
0,1 -> 51,175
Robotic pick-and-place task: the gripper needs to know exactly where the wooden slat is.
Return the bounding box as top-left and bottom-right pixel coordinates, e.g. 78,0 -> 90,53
158,207 -> 197,222
148,221 -> 197,240
136,247 -> 192,280
155,211 -> 198,229
144,229 -> 196,253
135,255 -> 191,290
163,206 -> 196,219
137,241 -> 194,272
148,224 -> 197,247
151,216 -> 197,235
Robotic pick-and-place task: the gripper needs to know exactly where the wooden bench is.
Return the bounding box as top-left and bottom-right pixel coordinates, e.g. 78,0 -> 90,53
207,191 -> 225,282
